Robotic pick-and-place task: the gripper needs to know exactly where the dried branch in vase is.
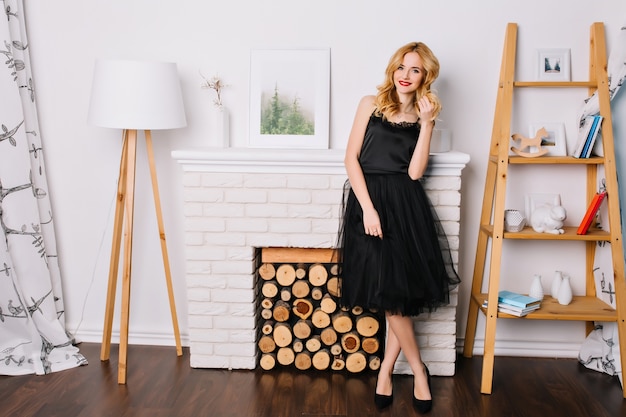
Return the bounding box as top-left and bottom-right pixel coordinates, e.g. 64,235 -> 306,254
200,72 -> 229,109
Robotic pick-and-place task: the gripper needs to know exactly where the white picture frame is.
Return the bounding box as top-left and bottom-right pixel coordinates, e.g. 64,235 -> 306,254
537,48 -> 571,81
528,122 -> 567,156
249,48 -> 330,149
525,193 -> 562,221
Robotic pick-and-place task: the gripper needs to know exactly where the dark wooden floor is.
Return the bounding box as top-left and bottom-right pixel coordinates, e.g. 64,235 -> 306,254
0,343 -> 624,417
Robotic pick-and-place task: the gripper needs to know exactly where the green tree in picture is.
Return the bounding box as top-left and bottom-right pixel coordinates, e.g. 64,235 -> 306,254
261,84 -> 314,135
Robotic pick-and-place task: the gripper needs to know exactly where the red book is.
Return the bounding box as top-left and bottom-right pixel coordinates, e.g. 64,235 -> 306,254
577,191 -> 607,235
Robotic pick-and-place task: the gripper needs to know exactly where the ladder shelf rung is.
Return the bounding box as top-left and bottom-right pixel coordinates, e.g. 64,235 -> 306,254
488,155 -> 604,165
509,156 -> 605,165
480,225 -> 611,241
513,81 -> 597,88
474,294 -> 617,322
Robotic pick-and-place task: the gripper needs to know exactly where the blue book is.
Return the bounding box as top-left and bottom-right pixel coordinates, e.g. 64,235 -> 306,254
482,300 -> 541,316
497,290 -> 542,309
583,116 -> 602,158
580,115 -> 602,158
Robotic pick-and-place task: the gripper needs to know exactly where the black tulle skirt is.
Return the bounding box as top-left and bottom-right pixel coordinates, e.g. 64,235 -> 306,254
336,174 -> 460,316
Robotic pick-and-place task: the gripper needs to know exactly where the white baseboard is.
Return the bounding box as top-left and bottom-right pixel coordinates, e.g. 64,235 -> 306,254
71,328 -> 190,347
71,331 -> 581,360
456,337 -> 582,358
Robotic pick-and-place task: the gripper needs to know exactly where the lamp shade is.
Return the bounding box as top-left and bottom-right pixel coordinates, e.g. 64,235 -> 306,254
88,59 -> 187,130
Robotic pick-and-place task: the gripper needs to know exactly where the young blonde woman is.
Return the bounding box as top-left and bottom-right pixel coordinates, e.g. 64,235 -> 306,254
337,42 -> 460,413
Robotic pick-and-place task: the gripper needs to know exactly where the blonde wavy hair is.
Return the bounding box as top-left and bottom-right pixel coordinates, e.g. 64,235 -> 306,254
374,42 -> 441,122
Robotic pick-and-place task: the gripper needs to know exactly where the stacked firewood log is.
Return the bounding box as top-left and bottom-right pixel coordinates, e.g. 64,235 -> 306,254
257,249 -> 384,373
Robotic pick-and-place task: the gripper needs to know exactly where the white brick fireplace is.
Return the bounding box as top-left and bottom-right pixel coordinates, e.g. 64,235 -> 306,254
172,148 -> 469,376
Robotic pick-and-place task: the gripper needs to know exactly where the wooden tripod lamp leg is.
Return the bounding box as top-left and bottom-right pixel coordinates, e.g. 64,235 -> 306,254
144,130 -> 182,356
101,128 -> 181,383
118,129 -> 138,384
101,130 -> 130,362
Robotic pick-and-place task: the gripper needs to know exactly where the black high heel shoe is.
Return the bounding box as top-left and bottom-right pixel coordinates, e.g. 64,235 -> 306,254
374,391 -> 393,410
374,375 -> 393,410
412,364 -> 432,413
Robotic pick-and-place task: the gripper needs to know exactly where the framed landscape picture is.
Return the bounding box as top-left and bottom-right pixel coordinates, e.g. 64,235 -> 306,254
528,122 -> 567,156
537,48 -> 571,82
249,48 -> 330,149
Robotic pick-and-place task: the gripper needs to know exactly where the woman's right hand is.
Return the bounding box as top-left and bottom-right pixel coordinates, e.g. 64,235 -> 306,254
363,207 -> 383,239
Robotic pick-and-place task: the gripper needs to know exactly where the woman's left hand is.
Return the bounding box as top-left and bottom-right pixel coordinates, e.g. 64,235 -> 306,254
417,96 -> 434,125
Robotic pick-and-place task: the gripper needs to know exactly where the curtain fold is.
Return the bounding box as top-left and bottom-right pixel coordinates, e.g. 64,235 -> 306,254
0,0 -> 86,375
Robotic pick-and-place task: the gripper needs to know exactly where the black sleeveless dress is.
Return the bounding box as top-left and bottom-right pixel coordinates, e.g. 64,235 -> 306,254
337,113 -> 460,316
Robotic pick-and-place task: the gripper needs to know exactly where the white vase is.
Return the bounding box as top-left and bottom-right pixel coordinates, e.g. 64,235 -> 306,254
557,275 -> 573,305
550,270 -> 563,299
212,107 -> 230,147
529,274 -> 544,299
504,209 -> 526,232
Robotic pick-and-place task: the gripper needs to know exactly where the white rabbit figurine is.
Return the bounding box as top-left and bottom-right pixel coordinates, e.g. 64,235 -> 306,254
530,204 -> 567,234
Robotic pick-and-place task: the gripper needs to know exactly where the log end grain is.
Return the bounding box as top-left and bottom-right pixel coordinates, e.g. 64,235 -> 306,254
345,351 -> 367,373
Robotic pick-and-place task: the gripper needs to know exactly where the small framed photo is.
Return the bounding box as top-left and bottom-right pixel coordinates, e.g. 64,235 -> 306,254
528,122 -> 567,156
537,48 -> 571,81
249,48 -> 330,149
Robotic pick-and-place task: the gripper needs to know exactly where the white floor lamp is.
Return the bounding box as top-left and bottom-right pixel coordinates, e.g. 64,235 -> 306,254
88,59 -> 187,384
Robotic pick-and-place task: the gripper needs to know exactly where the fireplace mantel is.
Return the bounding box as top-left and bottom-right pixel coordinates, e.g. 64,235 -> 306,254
172,148 -> 469,176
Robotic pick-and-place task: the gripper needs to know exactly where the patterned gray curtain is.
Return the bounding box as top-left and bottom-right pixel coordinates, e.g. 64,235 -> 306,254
0,0 -> 86,375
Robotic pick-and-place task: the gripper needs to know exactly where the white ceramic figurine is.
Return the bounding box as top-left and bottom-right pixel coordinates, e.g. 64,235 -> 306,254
530,204 -> 567,234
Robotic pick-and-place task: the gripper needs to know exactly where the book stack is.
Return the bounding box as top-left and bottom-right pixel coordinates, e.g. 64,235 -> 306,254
482,290 -> 542,317
572,115 -> 603,158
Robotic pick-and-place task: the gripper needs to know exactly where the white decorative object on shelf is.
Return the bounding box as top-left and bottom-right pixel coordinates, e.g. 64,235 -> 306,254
212,107 -> 230,148
504,209 -> 526,232
200,72 -> 230,147
510,127 -> 550,157
551,270 -> 563,299
529,274 -> 544,300
431,129 -> 452,153
530,203 -> 566,234
557,274 -> 573,305
200,72 -> 227,108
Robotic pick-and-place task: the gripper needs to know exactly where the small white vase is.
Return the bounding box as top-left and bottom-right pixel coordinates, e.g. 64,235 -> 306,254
550,270 -> 563,299
557,275 -> 573,305
529,274 -> 544,299
212,106 -> 230,147
504,209 -> 526,232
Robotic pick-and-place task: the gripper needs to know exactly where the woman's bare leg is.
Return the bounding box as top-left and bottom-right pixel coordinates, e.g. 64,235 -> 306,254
375,317 -> 401,395
385,313 -> 431,400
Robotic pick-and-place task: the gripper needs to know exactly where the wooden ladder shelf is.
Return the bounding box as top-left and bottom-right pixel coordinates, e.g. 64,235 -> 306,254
462,22 -> 626,398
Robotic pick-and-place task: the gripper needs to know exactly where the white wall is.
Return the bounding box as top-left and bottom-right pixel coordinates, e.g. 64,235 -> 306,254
22,1 -> 626,355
